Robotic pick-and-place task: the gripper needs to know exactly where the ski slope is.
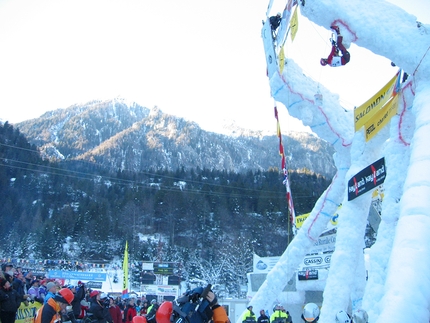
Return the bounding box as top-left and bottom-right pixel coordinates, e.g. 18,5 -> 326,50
250,0 -> 430,322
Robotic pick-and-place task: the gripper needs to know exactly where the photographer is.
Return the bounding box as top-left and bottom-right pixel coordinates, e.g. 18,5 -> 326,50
156,286 -> 229,323
89,291 -> 113,323
71,283 -> 86,320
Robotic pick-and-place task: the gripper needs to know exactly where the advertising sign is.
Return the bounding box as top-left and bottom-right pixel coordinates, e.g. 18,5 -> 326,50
253,254 -> 281,273
140,285 -> 179,297
301,254 -> 332,270
16,301 -> 42,323
347,157 -> 386,201
153,263 -> 174,275
354,73 -> 398,131
308,233 -> 336,254
48,270 -> 107,281
298,270 -> 318,281
365,95 -> 399,141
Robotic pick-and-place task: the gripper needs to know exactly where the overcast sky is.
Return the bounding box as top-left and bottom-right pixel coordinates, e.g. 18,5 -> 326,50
0,0 -> 428,133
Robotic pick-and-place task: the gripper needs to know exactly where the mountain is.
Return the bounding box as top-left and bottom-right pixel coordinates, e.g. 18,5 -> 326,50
16,98 -> 336,178
0,104 -> 339,312
0,119 -> 333,296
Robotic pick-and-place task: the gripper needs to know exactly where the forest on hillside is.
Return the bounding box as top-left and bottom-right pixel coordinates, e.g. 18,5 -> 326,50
0,122 -> 332,296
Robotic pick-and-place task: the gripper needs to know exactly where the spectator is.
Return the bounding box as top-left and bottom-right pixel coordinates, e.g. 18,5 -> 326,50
242,306 -> 257,323
335,310 -> 351,323
146,299 -> 159,323
12,271 -> 30,303
301,303 -> 319,323
109,297 -> 123,323
140,300 -> 148,316
39,279 -> 48,300
28,279 -> 44,303
257,309 -> 270,323
44,282 -> 58,304
270,304 -> 289,323
89,291 -> 113,323
23,271 -> 34,290
1,263 -> 14,276
35,288 -> 74,323
124,298 -> 138,323
0,278 -> 22,323
156,290 -> 229,323
71,283 -> 86,318
135,299 -> 142,314
79,299 -> 90,319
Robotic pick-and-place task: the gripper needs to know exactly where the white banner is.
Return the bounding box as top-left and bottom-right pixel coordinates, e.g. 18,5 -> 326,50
308,232 -> 336,254
253,254 -> 281,273
140,285 -> 179,297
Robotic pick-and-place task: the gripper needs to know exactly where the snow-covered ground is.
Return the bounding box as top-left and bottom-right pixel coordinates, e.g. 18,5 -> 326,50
250,0 -> 430,322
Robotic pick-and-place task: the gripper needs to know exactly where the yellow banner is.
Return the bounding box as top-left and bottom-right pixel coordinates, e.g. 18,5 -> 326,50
279,45 -> 285,74
122,241 -> 129,298
290,6 -> 299,42
295,206 -> 342,229
16,301 -> 42,323
295,213 -> 310,229
354,72 -> 399,131
365,94 -> 399,141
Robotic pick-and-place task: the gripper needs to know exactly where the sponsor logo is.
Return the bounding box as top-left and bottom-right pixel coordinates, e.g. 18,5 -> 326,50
256,260 -> 268,270
304,257 -> 323,266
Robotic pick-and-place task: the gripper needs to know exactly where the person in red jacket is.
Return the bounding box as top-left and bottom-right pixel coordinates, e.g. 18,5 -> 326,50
108,297 -> 123,323
320,25 -> 350,67
140,300 -> 148,316
124,298 -> 138,323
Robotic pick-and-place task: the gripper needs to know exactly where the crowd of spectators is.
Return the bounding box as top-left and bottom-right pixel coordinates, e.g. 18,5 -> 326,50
0,261 -> 162,323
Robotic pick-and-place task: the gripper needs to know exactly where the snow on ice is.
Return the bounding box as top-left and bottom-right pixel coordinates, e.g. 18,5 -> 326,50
250,0 -> 430,322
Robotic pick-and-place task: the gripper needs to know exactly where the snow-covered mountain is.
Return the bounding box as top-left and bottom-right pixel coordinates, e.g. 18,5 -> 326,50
16,98 -> 336,178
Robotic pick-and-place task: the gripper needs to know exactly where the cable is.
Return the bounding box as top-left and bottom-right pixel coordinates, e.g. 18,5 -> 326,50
0,142 -> 291,194
0,144 -> 321,200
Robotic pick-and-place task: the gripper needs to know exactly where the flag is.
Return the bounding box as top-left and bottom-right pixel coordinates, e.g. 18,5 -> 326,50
289,6 -> 299,41
122,241 -> 129,299
274,105 -> 296,228
279,45 -> 285,74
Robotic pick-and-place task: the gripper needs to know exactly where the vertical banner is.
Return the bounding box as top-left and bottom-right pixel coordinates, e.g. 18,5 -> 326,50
276,0 -> 297,48
122,241 -> 129,299
274,106 -> 296,228
289,6 -> 299,41
279,45 -> 285,74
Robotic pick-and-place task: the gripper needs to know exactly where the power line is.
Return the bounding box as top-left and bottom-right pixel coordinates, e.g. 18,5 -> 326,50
1,144 -> 317,200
